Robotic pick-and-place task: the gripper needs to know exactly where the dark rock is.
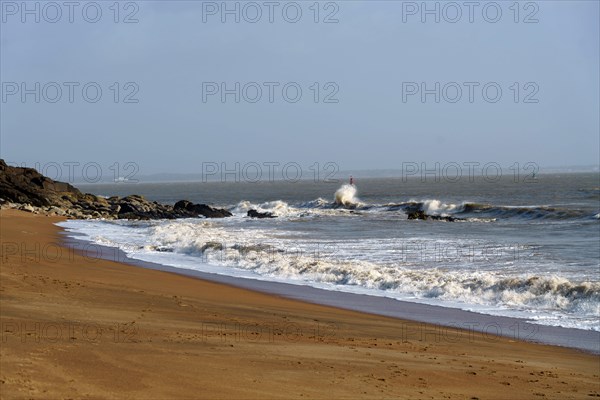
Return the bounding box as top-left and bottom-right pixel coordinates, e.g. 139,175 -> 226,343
0,159 -> 232,220
116,195 -> 177,220
406,209 -> 461,222
407,210 -> 428,220
173,200 -> 194,211
117,202 -> 137,215
117,212 -> 151,220
0,161 -> 77,207
174,200 -> 232,218
247,209 -> 276,219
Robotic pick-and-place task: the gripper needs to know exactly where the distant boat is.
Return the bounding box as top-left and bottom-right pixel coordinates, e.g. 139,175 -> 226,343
114,176 -> 129,183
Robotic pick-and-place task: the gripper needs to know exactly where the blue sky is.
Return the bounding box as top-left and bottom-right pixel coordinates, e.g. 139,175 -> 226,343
1,1 -> 599,175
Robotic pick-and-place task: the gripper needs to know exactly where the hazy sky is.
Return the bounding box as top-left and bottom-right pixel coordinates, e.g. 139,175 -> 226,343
1,1 -> 599,177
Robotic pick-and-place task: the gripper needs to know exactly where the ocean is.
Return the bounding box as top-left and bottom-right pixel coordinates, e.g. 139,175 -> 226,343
58,173 -> 600,333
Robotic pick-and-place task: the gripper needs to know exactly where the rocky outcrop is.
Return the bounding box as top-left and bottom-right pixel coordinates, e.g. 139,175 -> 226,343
114,195 -> 177,220
247,209 -> 276,219
174,200 -> 232,218
0,160 -> 232,220
0,159 -> 81,208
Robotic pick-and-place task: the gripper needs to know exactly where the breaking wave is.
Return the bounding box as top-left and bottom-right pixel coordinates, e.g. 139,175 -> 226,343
334,184 -> 361,207
228,196 -> 597,222
62,218 -> 600,331
222,183 -> 598,221
384,200 -> 596,221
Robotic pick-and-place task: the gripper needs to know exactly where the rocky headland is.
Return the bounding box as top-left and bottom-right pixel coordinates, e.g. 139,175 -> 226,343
0,160 -> 231,220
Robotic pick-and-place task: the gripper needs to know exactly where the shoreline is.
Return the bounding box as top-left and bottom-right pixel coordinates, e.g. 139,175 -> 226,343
61,229 -> 600,354
2,209 -> 599,399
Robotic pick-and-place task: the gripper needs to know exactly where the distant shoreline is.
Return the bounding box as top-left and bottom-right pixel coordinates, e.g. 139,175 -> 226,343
70,169 -> 599,185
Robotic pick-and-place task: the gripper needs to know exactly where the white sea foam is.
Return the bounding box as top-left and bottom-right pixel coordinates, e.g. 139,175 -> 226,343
421,199 -> 460,215
58,218 -> 600,331
232,200 -> 293,217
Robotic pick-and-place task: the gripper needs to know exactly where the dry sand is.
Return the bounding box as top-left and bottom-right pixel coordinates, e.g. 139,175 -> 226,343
1,209 -> 598,399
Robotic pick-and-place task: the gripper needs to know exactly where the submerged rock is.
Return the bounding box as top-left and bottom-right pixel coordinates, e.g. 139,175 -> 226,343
173,200 -> 232,218
406,210 -> 427,220
406,209 -> 461,222
247,209 -> 276,219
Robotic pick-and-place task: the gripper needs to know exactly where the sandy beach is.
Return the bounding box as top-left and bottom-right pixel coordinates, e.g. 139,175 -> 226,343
1,209 -> 598,399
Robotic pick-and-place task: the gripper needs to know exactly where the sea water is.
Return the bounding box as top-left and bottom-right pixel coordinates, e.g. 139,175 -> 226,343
58,173 -> 600,331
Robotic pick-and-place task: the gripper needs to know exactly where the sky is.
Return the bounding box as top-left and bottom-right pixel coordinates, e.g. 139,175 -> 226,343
1,0 -> 599,178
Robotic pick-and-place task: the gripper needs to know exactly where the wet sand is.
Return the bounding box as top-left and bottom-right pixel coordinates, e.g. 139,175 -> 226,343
1,209 -> 598,399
